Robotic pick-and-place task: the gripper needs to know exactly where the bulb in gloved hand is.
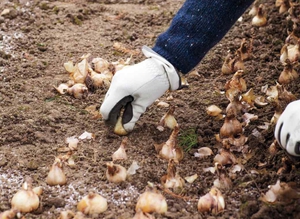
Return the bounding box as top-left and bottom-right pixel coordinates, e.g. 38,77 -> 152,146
114,109 -> 128,136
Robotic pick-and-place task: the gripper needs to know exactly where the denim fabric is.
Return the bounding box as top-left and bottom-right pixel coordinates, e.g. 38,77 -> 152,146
152,0 -> 254,74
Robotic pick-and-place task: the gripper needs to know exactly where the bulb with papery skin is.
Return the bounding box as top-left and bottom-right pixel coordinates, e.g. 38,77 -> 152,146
106,162 -> 127,183
157,105 -> 178,131
46,158 -> 67,186
112,137 -> 128,161
156,125 -> 184,162
77,192 -> 108,215
252,4 -> 267,27
136,190 -> 167,214
11,179 -> 40,213
198,187 -> 225,214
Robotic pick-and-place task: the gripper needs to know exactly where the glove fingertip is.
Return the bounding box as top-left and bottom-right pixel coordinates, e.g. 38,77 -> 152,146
123,122 -> 135,132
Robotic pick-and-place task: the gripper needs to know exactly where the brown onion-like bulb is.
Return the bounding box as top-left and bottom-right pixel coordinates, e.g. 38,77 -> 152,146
77,192 -> 108,215
136,190 -> 168,214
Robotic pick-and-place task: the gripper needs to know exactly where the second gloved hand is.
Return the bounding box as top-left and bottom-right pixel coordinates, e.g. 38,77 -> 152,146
274,100 -> 300,157
100,46 -> 181,132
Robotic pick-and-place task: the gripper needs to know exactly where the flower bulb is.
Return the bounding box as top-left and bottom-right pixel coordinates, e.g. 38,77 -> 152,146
11,179 -> 40,213
67,83 -> 88,99
252,4 -> 267,27
46,158 -> 67,186
135,190 -> 167,214
157,105 -> 178,131
156,125 -> 184,162
77,192 -> 108,215
106,162 -> 127,183
112,137 -> 128,161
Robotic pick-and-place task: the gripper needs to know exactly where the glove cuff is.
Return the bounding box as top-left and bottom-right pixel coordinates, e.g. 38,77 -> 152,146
142,45 -> 181,91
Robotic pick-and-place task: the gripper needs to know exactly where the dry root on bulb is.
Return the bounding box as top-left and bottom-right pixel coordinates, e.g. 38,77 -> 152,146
46,157 -> 67,186
155,125 -> 184,162
11,178 -> 40,213
77,192 -> 108,215
197,187 -> 225,214
135,190 -> 168,214
106,162 -> 127,183
157,105 -> 178,131
160,159 -> 185,194
112,137 -> 128,161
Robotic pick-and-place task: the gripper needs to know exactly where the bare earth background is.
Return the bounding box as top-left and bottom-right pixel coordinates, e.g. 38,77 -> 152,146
0,0 -> 300,218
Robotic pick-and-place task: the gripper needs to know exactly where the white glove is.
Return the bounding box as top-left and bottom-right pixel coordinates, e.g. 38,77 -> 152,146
100,46 -> 181,132
274,100 -> 300,157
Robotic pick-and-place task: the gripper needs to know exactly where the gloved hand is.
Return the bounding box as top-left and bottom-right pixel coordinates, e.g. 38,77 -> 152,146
100,46 -> 181,132
274,100 -> 300,157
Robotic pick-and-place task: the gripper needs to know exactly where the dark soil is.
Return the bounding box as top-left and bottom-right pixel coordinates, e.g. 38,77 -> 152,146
0,0 -> 300,218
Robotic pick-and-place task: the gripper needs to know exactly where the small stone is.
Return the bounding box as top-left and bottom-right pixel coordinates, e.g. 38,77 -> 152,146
26,160 -> 39,170
1,9 -> 10,16
46,197 -> 66,208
